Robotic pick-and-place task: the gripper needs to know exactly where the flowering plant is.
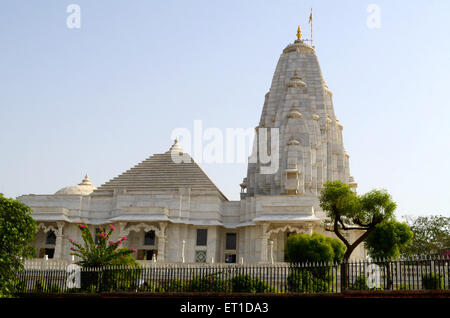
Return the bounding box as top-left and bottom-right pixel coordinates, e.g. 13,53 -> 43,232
69,222 -> 136,267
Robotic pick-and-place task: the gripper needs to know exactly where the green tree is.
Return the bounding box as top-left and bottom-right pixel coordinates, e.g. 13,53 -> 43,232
319,181 -> 397,290
319,181 -> 396,262
0,194 -> 37,296
365,220 -> 413,289
365,220 -> 413,259
402,215 -> 450,256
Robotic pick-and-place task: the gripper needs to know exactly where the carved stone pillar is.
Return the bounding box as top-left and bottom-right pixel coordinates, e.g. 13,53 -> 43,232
117,222 -> 128,247
306,223 -> 313,235
260,223 -> 270,263
54,222 -> 65,259
269,240 -> 274,264
157,222 -> 168,261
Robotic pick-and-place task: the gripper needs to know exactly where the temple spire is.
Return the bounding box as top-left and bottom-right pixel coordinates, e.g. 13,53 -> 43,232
246,30 -> 351,196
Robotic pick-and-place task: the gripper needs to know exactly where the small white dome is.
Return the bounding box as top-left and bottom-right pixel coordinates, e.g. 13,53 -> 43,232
55,174 -> 96,195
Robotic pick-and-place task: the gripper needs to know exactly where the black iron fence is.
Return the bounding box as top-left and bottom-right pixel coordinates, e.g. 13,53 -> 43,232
14,256 -> 450,294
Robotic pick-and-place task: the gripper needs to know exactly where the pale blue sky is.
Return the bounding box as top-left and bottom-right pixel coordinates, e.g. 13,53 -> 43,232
0,1 -> 449,217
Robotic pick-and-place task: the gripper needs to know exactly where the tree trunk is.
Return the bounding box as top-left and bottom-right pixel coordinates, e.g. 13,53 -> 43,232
334,223 -> 377,291
386,263 -> 392,290
341,248 -> 354,291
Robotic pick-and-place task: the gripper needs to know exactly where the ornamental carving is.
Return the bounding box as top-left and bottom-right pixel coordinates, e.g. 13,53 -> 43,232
287,71 -> 307,88
122,222 -> 162,237
37,222 -> 63,235
287,104 -> 302,119
266,224 -> 313,236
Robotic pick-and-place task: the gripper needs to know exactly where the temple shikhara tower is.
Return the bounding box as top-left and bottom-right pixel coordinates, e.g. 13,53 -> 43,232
18,27 -> 365,263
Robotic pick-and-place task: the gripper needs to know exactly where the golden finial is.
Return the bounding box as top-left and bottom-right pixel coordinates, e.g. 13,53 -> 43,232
296,25 -> 302,40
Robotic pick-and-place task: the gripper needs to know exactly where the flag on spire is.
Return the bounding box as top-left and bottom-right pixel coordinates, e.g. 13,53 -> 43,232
309,8 -> 313,47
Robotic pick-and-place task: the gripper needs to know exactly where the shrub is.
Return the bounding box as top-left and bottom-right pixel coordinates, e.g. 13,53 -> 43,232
396,283 -> 411,290
79,265 -> 143,292
230,275 -> 276,293
287,269 -> 329,293
139,281 -> 166,292
69,223 -> 135,268
47,284 -> 64,293
33,279 -> 46,292
349,276 -> 369,290
14,281 -> 27,293
165,279 -> 188,292
188,276 -> 231,293
286,233 -> 345,264
422,273 -> 444,290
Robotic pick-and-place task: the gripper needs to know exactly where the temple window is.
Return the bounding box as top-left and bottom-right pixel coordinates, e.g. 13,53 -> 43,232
196,229 -> 207,246
144,230 -> 155,246
46,230 -> 56,245
225,233 -> 236,250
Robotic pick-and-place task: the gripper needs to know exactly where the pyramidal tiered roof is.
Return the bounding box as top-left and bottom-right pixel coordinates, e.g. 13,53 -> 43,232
94,140 -> 227,199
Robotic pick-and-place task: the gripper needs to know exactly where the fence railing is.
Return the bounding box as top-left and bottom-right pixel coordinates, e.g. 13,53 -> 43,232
14,256 -> 450,294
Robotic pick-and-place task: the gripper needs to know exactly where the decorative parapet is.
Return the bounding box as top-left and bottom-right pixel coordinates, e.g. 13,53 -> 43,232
111,206 -> 170,222
121,206 -> 168,215
261,204 -> 315,216
30,206 -> 70,222
32,206 -> 69,215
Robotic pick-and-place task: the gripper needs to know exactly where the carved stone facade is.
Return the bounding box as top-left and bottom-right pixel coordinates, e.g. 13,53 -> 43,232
18,36 -> 366,263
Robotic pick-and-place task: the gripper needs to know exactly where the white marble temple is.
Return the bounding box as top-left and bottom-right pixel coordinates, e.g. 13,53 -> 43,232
18,35 -> 366,263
